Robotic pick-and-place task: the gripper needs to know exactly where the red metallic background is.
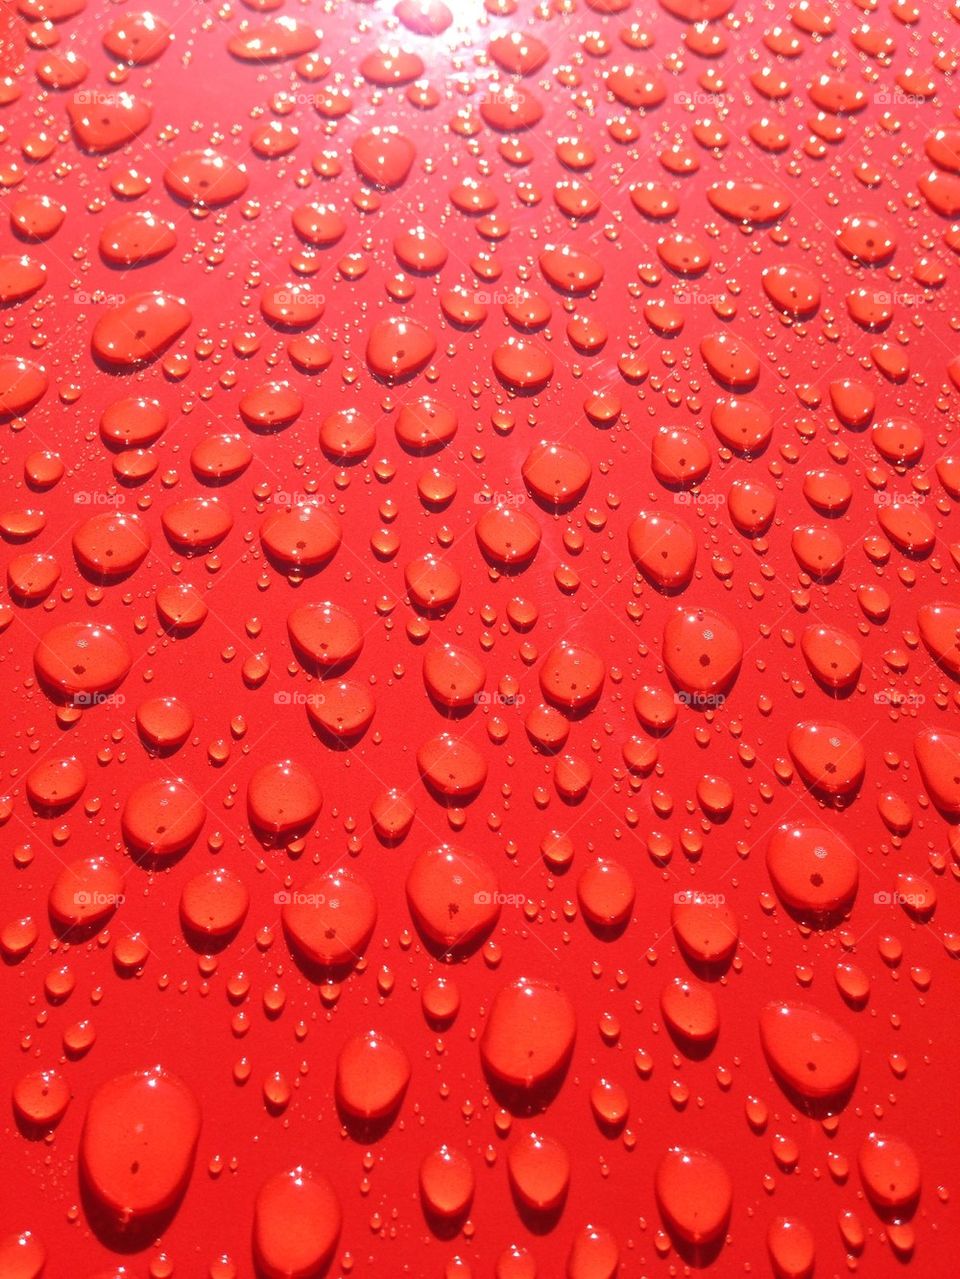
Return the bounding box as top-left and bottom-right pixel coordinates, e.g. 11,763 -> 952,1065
1,0 -> 959,1275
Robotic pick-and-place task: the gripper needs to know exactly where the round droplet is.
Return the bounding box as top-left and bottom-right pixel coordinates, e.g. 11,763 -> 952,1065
507,1132 -> 570,1211
91,293 -> 191,368
663,607 -> 742,698
577,858 -> 635,929
671,894 -> 739,965
247,760 -> 321,838
164,149 -> 248,206
475,504 -> 541,568
366,316 -> 436,382
759,1001 -> 860,1101
787,722 -> 865,798
539,642 -> 605,711
628,512 -> 697,591
121,778 -> 204,858
420,1146 -> 474,1218
252,1167 -> 341,1279
417,734 -> 487,800
914,728 -> 960,815
282,868 -> 376,968
480,977 -> 576,1091
655,1147 -> 732,1246
767,1217 -> 815,1279
858,1133 -> 920,1213
287,602 -> 361,670
34,621 -> 130,703
180,867 -> 248,939
260,504 -> 341,570
406,845 -> 499,950
767,824 -> 858,917
660,976 -> 720,1046
80,1067 -> 201,1223
336,1030 -> 410,1119
521,441 -> 591,507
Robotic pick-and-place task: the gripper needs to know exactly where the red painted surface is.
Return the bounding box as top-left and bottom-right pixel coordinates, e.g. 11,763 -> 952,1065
1,0 -> 959,1275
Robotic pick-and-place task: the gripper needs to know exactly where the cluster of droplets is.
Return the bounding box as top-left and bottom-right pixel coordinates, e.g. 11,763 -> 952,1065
0,0 -> 959,1275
